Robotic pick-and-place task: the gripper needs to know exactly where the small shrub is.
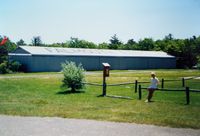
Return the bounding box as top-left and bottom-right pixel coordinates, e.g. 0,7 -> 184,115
9,61 -> 21,72
61,61 -> 85,92
0,61 -> 8,74
0,60 -> 22,74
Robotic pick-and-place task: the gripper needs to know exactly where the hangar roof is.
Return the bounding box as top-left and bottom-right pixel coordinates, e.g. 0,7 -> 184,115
9,46 -> 175,58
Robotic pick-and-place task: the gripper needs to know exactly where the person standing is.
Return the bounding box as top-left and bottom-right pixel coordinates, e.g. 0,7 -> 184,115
145,72 -> 159,102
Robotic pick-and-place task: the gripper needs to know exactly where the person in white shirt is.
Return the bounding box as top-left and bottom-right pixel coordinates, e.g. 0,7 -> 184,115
145,72 -> 159,102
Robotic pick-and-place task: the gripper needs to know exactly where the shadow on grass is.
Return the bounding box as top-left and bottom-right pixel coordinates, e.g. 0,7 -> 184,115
56,90 -> 85,95
96,94 -> 132,100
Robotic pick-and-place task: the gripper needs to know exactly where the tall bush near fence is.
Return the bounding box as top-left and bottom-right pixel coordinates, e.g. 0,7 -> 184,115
61,61 -> 85,92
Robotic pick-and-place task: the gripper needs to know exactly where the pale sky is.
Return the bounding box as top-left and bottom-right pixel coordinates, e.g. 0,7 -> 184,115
0,0 -> 200,44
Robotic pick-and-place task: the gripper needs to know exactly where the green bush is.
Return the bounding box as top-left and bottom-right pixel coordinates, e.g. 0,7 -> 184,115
0,61 -> 8,74
9,61 -> 21,72
61,61 -> 85,92
0,60 -> 22,74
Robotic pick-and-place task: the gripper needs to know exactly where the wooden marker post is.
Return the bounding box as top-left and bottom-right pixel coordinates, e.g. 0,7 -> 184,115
161,78 -> 164,89
102,63 -> 110,96
182,78 -> 185,87
139,85 -> 142,100
135,80 -> 138,93
185,87 -> 190,105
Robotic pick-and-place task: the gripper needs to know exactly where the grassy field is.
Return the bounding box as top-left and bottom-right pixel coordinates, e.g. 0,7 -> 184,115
0,70 -> 200,128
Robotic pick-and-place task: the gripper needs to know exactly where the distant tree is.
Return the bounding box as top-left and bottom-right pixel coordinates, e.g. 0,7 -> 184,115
98,42 -> 109,49
195,36 -> 200,55
108,34 -> 122,49
68,37 -> 97,48
32,36 -> 42,46
0,36 -> 17,63
154,40 -> 166,51
0,36 -> 17,73
181,37 -> 199,68
68,37 -> 80,48
192,35 -> 196,40
122,39 -> 137,50
127,39 -> 136,45
0,36 -> 8,63
79,40 -> 96,48
16,39 -> 26,46
164,33 -> 173,41
138,38 -> 155,50
155,35 -> 200,68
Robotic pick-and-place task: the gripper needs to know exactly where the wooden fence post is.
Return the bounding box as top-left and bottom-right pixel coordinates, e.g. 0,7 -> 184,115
102,83 -> 107,96
185,87 -> 190,105
102,73 -> 107,96
139,85 -> 142,100
182,78 -> 185,87
135,80 -> 138,93
161,78 -> 164,89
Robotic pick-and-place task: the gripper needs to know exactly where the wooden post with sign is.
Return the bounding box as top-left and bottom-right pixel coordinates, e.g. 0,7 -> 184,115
102,63 -> 110,96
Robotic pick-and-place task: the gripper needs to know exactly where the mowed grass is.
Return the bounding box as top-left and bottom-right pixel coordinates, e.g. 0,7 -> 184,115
0,70 -> 200,128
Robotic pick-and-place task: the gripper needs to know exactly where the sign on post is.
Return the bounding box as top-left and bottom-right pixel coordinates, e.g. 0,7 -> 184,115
102,63 -> 110,77
102,63 -> 110,96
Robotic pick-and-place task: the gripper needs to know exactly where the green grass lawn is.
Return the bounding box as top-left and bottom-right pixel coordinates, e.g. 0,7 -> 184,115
0,70 -> 200,128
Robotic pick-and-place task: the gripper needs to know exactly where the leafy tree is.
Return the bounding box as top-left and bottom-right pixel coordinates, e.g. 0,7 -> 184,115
108,34 -> 122,49
154,40 -> 167,51
181,37 -> 199,68
164,33 -> 173,41
67,37 -> 97,48
156,35 -> 200,68
0,36 -> 16,63
79,40 -> 96,48
127,39 -> 136,45
16,39 -> 26,46
138,38 -> 155,50
61,61 -> 85,92
0,36 -> 19,73
122,39 -> 137,50
98,42 -> 109,49
68,37 -> 80,48
32,36 -> 42,46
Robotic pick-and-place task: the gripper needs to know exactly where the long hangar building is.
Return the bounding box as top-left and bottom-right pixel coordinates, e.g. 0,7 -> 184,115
9,46 -> 176,72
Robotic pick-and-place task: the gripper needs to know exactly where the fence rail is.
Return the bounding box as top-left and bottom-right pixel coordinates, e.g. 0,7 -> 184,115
190,89 -> 200,92
83,82 -> 102,86
141,87 -> 185,92
107,82 -> 135,86
138,81 -> 149,84
164,79 -> 181,82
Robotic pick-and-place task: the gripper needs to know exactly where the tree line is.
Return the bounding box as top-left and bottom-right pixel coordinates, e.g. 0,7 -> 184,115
1,34 -> 200,69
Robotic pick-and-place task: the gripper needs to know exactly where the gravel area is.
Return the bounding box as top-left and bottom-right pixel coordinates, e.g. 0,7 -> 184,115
0,115 -> 199,136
